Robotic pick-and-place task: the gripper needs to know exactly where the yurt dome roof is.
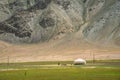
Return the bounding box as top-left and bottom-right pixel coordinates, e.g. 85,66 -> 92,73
74,58 -> 86,62
74,58 -> 86,65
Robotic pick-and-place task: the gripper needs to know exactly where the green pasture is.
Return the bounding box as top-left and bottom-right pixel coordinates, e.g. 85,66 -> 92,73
0,60 -> 120,80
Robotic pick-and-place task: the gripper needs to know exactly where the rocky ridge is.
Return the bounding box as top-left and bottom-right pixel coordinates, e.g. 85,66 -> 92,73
0,0 -> 120,47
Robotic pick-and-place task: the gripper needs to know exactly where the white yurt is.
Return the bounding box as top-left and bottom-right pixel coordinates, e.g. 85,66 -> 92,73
74,58 -> 86,65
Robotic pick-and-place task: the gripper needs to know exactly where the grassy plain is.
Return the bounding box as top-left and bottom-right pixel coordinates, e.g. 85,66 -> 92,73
0,60 -> 120,80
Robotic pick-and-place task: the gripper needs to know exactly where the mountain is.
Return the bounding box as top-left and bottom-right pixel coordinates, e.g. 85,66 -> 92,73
0,0 -> 120,62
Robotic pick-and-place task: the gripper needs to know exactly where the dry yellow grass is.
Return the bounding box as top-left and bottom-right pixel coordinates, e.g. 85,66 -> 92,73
0,39 -> 120,63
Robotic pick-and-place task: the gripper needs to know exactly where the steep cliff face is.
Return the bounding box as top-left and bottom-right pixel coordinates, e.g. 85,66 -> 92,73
0,0 -> 120,47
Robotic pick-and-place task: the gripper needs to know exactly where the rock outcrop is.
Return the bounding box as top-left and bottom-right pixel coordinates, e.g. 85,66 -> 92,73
0,0 -> 120,47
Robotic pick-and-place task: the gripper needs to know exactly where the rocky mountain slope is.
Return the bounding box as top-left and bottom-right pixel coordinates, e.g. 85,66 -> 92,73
0,0 -> 120,62
0,0 -> 120,47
